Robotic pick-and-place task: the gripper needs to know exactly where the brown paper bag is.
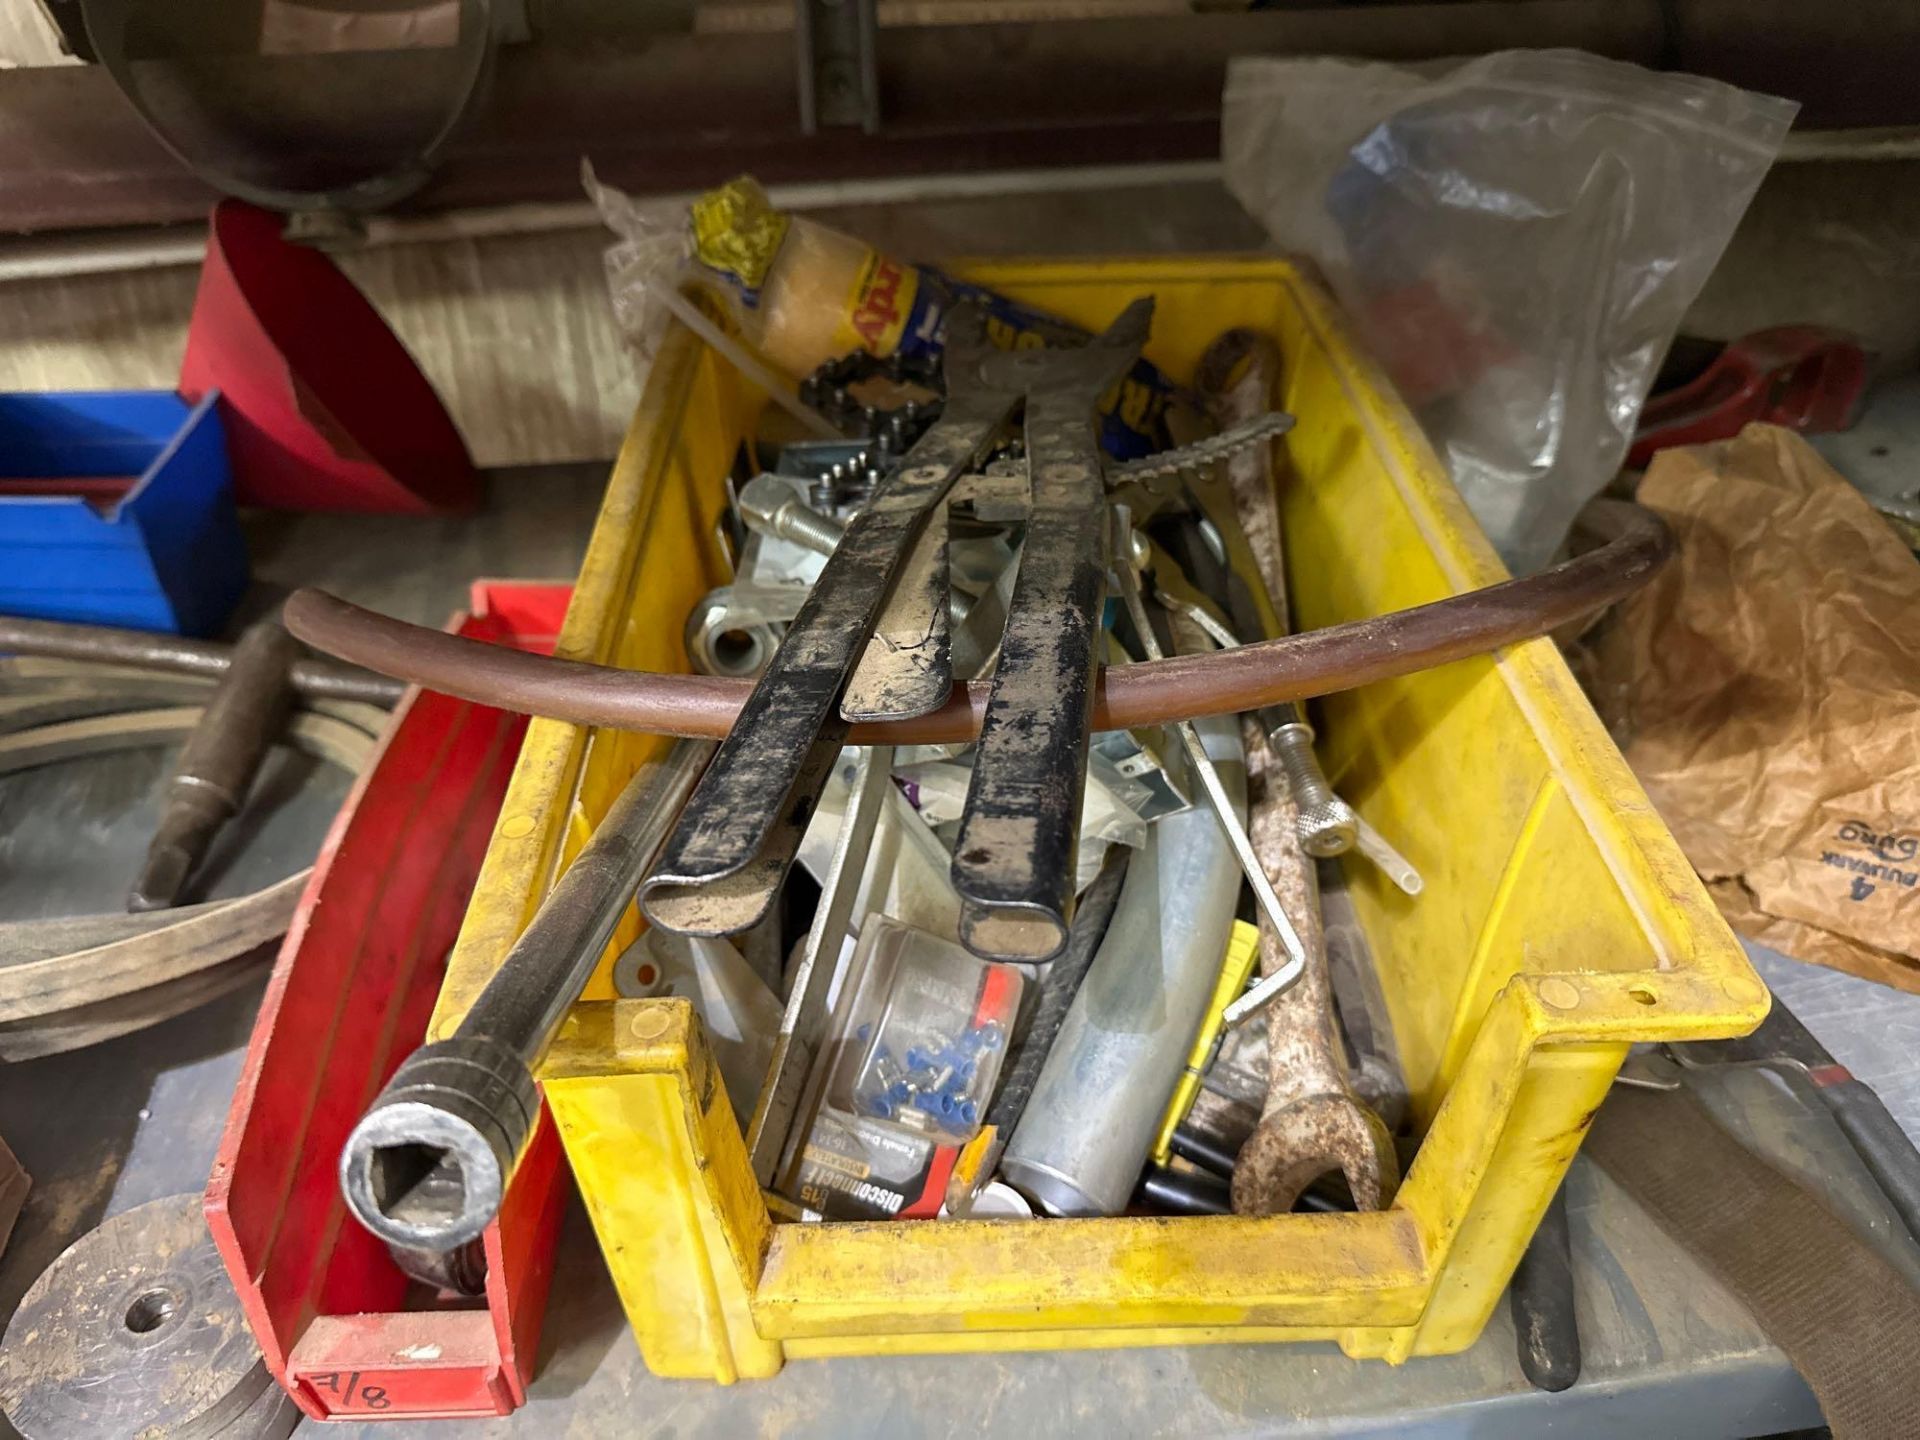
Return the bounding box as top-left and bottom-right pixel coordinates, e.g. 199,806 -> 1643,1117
1591,423 -> 1920,990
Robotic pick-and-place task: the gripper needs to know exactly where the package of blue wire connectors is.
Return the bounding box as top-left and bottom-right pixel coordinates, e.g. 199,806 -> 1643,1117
833,918 -> 1024,1147
779,918 -> 1024,1221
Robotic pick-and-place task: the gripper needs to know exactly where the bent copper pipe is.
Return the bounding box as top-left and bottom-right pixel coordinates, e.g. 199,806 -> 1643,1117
283,500 -> 1669,745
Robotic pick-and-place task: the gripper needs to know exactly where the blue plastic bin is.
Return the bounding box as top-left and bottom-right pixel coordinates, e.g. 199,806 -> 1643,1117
0,390 -> 249,636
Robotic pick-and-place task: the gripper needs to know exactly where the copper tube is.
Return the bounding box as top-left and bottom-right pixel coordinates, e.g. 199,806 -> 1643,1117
282,499 -> 1669,744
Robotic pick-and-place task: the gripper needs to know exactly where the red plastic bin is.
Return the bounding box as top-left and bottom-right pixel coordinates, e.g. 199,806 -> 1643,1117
206,582 -> 572,1421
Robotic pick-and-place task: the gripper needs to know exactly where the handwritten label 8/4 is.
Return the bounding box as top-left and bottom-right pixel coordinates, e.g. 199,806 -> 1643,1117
307,1371 -> 392,1412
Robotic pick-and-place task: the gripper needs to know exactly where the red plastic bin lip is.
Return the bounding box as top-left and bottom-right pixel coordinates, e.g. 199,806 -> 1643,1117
205,581 -> 573,1423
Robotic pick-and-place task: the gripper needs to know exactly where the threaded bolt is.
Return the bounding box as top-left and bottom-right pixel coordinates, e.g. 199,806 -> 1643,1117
739,474 -> 846,557
1268,721 -> 1358,857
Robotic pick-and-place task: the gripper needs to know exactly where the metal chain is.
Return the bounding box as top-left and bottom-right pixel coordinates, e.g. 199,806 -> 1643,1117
1108,412 -> 1295,485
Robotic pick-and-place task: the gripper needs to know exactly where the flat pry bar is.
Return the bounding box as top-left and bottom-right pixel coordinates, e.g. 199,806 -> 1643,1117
951,299 -> 1154,961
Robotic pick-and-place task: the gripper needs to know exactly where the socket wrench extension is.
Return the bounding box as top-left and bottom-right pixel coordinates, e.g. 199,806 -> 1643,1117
129,619 -> 301,912
340,739 -> 712,1256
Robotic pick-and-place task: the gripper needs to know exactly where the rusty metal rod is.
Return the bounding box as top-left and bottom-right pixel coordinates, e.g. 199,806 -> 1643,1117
0,612 -> 406,705
129,620 -> 300,912
282,500 -> 1670,744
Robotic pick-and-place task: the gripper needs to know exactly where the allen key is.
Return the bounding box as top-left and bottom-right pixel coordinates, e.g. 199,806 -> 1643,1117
1112,509 -> 1311,998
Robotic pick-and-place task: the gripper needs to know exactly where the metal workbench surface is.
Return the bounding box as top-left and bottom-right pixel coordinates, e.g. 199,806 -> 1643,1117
2,470 -> 1904,1439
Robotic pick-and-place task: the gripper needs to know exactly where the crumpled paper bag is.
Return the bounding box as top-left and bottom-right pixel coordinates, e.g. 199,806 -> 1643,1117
1590,423 -> 1920,990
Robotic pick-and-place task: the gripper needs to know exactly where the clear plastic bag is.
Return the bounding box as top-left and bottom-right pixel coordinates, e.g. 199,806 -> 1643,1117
1223,49 -> 1797,571
582,159 -> 690,378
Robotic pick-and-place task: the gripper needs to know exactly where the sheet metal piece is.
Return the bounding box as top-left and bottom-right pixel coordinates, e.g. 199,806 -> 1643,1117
951,299 -> 1153,961
642,306 -> 1014,938
747,744 -> 895,1184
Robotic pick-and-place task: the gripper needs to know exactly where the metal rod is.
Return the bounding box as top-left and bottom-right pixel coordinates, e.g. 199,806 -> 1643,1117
0,612 -> 405,705
339,738 -> 712,1254
1139,1165 -> 1234,1216
128,620 -> 299,912
1169,1125 -> 1240,1178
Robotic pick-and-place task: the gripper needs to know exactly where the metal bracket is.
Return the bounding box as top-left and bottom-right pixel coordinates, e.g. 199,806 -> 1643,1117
747,744 -> 894,1184
796,0 -> 880,134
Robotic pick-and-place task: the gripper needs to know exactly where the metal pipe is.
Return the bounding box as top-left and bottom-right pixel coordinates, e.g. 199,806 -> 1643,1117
0,162 -> 1229,283
339,738 -> 712,1254
999,712 -> 1245,1216
0,612 -> 406,706
282,498 -> 1673,744
1170,1125 -> 1240,1179
1,117 -> 1907,286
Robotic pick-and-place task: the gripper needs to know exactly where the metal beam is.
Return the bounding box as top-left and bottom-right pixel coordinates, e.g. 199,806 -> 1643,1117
4,0 -> 1920,233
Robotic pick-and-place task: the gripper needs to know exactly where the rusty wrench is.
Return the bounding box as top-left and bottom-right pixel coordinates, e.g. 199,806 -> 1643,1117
1119,523 -> 1392,1208
1229,722 -> 1399,1215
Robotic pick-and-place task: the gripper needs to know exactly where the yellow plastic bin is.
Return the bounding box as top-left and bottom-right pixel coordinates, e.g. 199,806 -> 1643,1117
432,257 -> 1767,1380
